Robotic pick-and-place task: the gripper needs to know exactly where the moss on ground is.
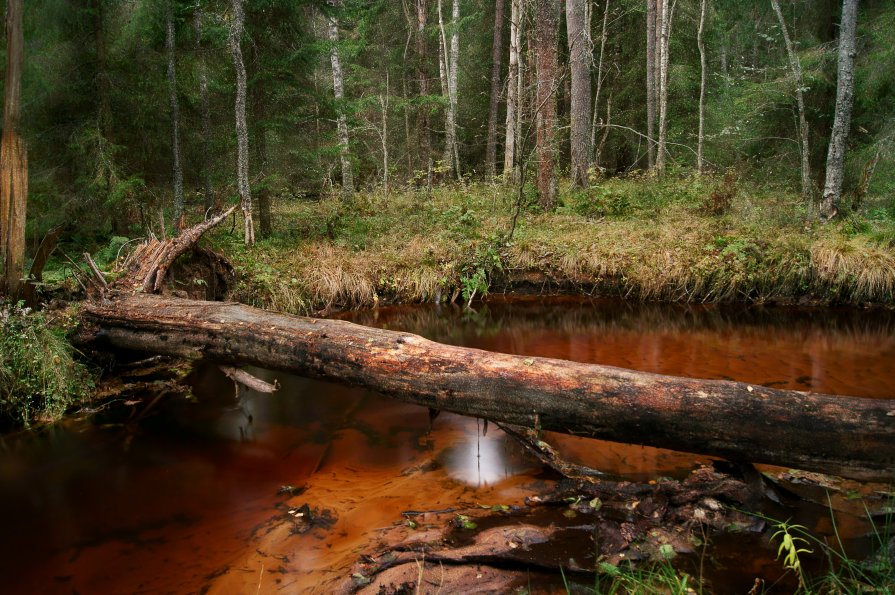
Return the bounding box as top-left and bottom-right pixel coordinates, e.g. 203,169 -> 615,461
208,174 -> 895,314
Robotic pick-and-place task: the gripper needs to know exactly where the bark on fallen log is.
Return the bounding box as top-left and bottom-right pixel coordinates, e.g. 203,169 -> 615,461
83,292 -> 895,482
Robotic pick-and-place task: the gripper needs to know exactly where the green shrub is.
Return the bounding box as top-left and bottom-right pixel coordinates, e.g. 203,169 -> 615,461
0,303 -> 93,427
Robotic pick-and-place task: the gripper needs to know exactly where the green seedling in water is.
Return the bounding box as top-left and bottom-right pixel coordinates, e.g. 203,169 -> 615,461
772,520 -> 813,588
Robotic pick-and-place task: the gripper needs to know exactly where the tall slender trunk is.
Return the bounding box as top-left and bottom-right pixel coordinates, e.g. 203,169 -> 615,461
1,0 -> 26,299
229,0 -> 254,246
415,0 -> 432,184
535,0 -> 558,209
590,0 -> 610,167
437,0 -> 460,178
646,0 -> 656,169
503,0 -> 523,180
327,6 -> 353,199
379,72 -> 390,194
655,0 -> 673,174
249,43 -> 272,238
820,0 -> 860,220
697,0 -> 707,174
770,0 -> 812,200
485,0 -> 506,179
166,4 -> 185,231
193,3 -> 213,212
565,0 -> 591,188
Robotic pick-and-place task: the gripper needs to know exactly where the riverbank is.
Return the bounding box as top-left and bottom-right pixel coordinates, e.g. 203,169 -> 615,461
211,174 -> 895,315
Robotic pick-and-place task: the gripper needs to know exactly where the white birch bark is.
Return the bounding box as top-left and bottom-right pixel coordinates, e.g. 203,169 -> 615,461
503,0 -> 523,180
590,0 -> 610,167
655,0 -> 674,173
327,6 -> 353,198
646,0 -> 656,169
820,0 -> 860,220
437,0 -> 460,178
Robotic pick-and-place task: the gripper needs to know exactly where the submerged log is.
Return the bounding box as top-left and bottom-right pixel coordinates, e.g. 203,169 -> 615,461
83,291 -> 895,482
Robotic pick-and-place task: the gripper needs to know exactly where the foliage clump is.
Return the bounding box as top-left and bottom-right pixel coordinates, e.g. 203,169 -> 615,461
0,303 -> 93,428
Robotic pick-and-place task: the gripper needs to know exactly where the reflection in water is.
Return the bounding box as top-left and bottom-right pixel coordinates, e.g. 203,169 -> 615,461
0,297 -> 892,593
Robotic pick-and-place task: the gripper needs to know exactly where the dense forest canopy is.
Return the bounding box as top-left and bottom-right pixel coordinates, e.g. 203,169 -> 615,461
1,0 -> 893,255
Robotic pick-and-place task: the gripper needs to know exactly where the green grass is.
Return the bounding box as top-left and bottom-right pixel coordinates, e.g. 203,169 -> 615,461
208,174 -> 895,315
0,302 -> 94,428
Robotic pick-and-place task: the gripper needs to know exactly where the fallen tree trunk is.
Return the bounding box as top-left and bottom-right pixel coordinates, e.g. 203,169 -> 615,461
83,291 -> 895,482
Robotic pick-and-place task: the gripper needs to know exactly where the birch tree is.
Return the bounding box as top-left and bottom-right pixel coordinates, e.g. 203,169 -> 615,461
229,0 -> 254,247
165,3 -> 185,231
437,0 -> 460,178
655,0 -> 673,174
771,0 -> 812,199
0,0 -> 26,298
414,0 -> 432,183
327,2 -> 354,198
535,0 -> 558,209
485,0 -> 506,179
697,0 -> 707,173
820,0 -> 860,220
645,0 -> 657,169
565,0 -> 591,188
503,0 -> 524,181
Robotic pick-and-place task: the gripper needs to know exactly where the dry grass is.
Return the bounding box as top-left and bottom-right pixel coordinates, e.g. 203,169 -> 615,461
212,176 -> 895,313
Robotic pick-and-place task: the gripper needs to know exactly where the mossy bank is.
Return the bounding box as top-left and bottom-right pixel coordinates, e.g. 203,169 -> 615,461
209,174 -> 895,315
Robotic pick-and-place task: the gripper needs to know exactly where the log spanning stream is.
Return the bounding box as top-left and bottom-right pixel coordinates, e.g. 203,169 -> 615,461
2,297 -> 894,593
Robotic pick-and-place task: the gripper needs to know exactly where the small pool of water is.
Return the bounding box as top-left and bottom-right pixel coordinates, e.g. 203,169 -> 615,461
1,297 -> 892,593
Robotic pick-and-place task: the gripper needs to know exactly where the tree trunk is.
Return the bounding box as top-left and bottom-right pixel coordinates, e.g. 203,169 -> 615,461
820,0 -> 860,221
535,0 -> 558,210
0,0 -> 27,299
83,290 -> 895,483
771,0 -> 812,201
229,0 -> 254,247
655,0 -> 673,174
437,0 -> 460,179
485,0 -> 506,180
166,3 -> 185,232
645,0 -> 656,169
193,3 -> 214,213
697,0 -> 707,174
565,0 -> 591,188
415,0 -> 433,184
327,4 -> 354,199
502,0 -> 523,181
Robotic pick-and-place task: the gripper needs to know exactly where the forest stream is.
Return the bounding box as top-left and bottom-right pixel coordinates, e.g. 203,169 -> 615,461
1,297 -> 893,593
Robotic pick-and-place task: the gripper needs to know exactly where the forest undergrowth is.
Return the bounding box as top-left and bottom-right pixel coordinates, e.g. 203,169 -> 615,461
210,173 -> 895,315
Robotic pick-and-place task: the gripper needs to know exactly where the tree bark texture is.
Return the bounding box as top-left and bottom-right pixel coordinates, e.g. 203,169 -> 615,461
229,0 -> 254,246
415,0 -> 432,181
655,0 -> 672,174
437,0 -> 460,178
820,0 -> 860,220
327,4 -> 354,199
502,0 -> 523,180
645,0 -> 657,169
771,0 -> 812,201
697,0 -> 707,174
565,0 -> 591,188
485,0 -> 505,179
83,291 -> 895,483
535,0 -> 558,209
166,4 -> 185,231
1,0 -> 27,299
193,3 -> 214,212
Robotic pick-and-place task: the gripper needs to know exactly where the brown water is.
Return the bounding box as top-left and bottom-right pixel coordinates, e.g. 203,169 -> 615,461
1,297 -> 893,593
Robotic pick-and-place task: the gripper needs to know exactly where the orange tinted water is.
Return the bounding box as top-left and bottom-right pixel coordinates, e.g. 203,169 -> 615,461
1,298 -> 892,593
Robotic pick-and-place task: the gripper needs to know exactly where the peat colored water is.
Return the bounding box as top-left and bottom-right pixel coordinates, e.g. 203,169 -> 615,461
1,297 -> 893,593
